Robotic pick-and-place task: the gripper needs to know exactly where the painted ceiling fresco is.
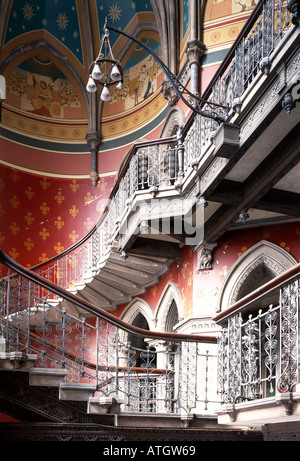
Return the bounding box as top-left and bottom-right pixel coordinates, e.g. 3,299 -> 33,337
7,54 -> 82,119
2,0 -> 169,146
0,0 -> 261,173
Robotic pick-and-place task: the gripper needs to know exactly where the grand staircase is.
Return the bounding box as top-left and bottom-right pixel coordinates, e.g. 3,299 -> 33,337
0,359 -> 263,442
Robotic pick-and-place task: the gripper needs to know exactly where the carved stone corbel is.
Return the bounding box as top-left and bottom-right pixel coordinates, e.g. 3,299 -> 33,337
212,122 -> 240,158
195,241 -> 217,271
276,392 -> 294,416
161,80 -> 179,106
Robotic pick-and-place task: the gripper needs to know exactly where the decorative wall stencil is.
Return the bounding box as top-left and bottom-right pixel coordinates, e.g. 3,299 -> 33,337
0,165 -> 114,269
202,0 -> 259,63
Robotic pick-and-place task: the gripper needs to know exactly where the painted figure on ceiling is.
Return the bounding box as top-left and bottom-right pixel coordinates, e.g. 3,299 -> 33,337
31,75 -> 53,117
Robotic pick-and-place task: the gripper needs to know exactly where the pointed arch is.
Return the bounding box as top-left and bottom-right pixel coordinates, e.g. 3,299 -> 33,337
120,297 -> 155,331
155,282 -> 183,332
217,240 -> 298,312
119,298 -> 155,366
0,38 -> 89,117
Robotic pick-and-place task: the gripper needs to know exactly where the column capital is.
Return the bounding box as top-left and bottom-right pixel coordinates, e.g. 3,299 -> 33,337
186,39 -> 206,67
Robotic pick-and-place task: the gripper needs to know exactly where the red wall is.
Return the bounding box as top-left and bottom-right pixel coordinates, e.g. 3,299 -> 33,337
114,221 -> 300,319
0,164 -> 115,269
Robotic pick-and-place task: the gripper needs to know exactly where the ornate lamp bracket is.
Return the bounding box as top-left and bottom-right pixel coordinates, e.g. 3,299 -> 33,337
105,21 -> 229,122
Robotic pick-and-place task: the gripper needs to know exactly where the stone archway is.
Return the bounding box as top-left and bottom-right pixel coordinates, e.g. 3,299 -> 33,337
154,282 -> 183,332
217,240 -> 298,312
119,298 -> 155,367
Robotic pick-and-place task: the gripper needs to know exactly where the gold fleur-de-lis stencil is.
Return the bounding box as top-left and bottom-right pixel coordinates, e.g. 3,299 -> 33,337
40,177 -> 50,190
69,205 -> 79,218
39,227 -> 50,241
24,238 -> 34,251
39,253 -> 49,263
54,242 -> 64,254
70,179 -> 79,193
55,190 -> 65,205
69,230 -> 79,243
40,202 -> 50,216
10,195 -> 20,209
24,212 -> 35,226
55,216 -> 64,230
9,248 -> 19,260
9,221 -> 20,235
25,186 -> 35,200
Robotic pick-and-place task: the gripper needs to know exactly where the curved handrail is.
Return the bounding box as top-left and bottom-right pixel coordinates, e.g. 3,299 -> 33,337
29,137 -> 177,273
213,262 -> 300,323
0,314 -> 172,375
0,249 -> 217,344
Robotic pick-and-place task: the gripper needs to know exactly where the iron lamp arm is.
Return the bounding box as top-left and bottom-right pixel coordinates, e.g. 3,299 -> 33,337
106,21 -> 228,122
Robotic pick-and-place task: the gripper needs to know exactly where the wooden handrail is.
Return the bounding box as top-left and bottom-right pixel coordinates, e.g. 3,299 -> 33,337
213,262 -> 300,324
0,249 -> 217,344
0,315 -> 172,375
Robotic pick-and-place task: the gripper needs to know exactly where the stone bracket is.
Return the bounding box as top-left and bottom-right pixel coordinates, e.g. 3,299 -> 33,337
88,396 -> 123,415
195,241 -> 217,271
213,123 -> 240,159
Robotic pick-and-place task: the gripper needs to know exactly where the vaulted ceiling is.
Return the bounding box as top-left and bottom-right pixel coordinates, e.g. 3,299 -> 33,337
0,0 -> 186,178
0,0 -> 257,179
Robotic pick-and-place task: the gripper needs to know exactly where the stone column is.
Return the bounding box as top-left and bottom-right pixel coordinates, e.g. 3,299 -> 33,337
186,39 -> 206,98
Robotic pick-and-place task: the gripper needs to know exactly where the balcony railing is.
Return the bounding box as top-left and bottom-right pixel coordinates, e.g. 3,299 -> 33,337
0,250 -> 218,417
22,0 -> 295,296
214,263 -> 300,405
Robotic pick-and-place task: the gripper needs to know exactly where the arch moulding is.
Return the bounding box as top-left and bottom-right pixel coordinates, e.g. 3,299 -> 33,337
217,240 -> 298,312
154,282 -> 184,332
120,297 -> 155,330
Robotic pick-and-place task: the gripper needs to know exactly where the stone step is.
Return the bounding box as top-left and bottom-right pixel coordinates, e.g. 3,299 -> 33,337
88,396 -> 123,415
29,368 -> 68,387
59,382 -> 97,401
0,351 -> 37,371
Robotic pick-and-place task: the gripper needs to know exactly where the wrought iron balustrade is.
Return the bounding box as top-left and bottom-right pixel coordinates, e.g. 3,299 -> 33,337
214,263 -> 300,405
0,250 -> 218,416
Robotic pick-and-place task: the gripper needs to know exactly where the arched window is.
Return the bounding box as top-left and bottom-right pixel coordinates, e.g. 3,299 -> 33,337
120,298 -> 155,367
127,312 -> 151,367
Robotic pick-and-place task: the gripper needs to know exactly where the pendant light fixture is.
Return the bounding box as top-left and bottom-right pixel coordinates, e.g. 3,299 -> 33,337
86,20 -> 123,100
